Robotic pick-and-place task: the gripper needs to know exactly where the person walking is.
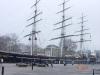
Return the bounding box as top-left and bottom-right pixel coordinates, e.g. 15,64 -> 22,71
1,58 -> 3,65
72,60 -> 74,65
51,60 -> 53,68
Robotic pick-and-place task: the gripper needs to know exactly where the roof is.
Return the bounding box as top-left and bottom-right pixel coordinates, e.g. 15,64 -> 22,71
46,45 -> 59,49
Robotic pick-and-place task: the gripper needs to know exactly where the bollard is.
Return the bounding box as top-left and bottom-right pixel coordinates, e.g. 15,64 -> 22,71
93,69 -> 94,75
32,63 -> 33,70
1,66 -> 4,75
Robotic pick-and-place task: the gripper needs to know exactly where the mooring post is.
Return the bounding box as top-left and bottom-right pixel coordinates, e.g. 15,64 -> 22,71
93,69 -> 94,75
1,66 -> 4,75
32,62 -> 33,70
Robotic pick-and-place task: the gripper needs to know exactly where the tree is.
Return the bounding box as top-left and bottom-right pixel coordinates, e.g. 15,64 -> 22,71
7,33 -> 20,52
19,43 -> 31,55
0,33 -> 21,53
0,35 -> 11,51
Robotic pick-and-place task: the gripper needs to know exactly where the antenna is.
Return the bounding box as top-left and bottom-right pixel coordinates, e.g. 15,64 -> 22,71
25,0 -> 42,56
51,0 -> 73,57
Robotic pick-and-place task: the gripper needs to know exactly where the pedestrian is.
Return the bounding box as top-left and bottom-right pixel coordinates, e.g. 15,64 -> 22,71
63,60 -> 66,66
51,60 -> 53,68
72,60 -> 74,65
1,58 -> 3,65
51,63 -> 53,68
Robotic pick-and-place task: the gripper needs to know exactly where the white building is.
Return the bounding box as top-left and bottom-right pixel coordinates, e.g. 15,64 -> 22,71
45,45 -> 60,57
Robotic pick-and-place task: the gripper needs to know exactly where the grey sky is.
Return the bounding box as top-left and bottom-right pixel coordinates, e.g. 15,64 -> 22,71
0,0 -> 100,50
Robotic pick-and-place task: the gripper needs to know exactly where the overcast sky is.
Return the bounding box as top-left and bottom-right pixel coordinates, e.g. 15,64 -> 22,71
0,0 -> 100,51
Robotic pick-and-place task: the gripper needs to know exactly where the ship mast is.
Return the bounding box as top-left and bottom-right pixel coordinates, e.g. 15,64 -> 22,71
25,0 -> 42,56
75,13 -> 91,56
51,0 -> 75,57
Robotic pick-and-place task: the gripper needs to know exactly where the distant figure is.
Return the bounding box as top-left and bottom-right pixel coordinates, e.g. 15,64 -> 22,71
1,58 -> 3,64
63,61 -> 66,66
87,58 -> 90,64
51,61 -> 53,68
72,60 -> 74,65
51,63 -> 53,68
64,63 -> 66,66
0,58 -> 3,67
45,61 -> 49,67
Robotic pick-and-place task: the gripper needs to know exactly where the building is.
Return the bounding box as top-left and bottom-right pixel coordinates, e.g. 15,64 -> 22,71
45,45 -> 60,57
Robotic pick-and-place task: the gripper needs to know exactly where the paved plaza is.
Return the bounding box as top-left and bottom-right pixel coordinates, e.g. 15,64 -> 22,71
0,64 -> 100,75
